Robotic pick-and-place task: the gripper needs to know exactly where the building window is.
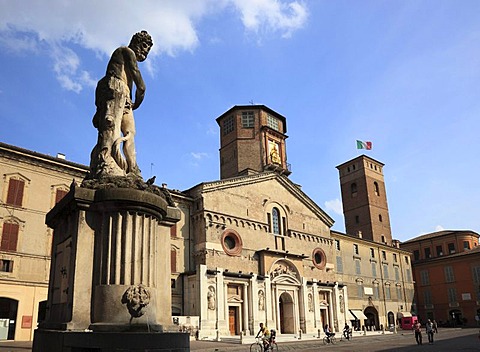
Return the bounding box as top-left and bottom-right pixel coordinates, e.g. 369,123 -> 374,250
355,215 -> 359,224
171,249 -> 177,273
385,285 -> 391,300
463,241 -> 470,250
55,188 -> 68,204
394,266 -> 400,281
1,222 -> 19,252
406,268 -> 412,282
383,264 -> 389,279
170,223 -> 177,238
382,251 -> 386,261
445,266 -> 455,283
413,250 -> 420,261
448,243 -> 455,254
370,248 -> 375,258
272,208 -> 280,234
374,285 -> 380,299
447,287 -> 457,303
351,183 -> 357,197
374,182 -> 380,196
223,115 -> 234,135
379,214 -> 383,222
336,256 -> 343,273
267,114 -> 279,131
221,230 -> 243,256
393,253 -> 397,262
0,259 -> 13,273
424,247 -> 431,259
354,244 -> 359,255
405,256 -> 409,264
355,259 -> 361,275
312,248 -> 327,269
420,270 -> 430,285
6,178 -> 25,207
334,239 -> 340,251
396,286 -> 402,300
424,290 -> 432,305
371,262 -> 377,277
241,111 -> 254,128
436,245 -> 443,256
357,282 -> 363,298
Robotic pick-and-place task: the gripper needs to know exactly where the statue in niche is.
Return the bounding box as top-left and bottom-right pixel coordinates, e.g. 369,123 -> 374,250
89,30 -> 153,179
207,286 -> 216,310
308,293 -> 313,312
258,290 -> 265,311
339,294 -> 344,313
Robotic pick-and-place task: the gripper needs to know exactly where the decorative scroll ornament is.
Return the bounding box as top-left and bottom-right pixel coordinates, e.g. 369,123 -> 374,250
122,284 -> 151,318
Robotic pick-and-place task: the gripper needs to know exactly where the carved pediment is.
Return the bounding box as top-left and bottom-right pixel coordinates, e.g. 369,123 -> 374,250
270,259 -> 300,283
227,296 -> 243,303
271,274 -> 300,286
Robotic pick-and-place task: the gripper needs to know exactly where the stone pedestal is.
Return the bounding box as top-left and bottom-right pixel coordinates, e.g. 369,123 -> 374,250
33,184 -> 189,351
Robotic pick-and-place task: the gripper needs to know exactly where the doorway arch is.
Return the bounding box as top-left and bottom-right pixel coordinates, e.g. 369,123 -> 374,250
279,292 -> 295,333
364,306 -> 379,330
0,298 -> 18,340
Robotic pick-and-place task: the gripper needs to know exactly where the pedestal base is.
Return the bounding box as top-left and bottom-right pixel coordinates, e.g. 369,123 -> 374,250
32,329 -> 189,352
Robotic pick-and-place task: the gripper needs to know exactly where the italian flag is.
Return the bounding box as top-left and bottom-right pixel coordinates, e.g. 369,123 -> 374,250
356,140 -> 372,150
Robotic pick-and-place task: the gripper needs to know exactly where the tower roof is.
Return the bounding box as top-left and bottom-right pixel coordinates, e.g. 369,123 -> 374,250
335,154 -> 384,170
215,105 -> 287,133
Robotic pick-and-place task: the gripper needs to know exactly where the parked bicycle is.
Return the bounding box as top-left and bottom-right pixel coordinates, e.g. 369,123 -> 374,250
322,333 -> 337,345
250,336 -> 278,352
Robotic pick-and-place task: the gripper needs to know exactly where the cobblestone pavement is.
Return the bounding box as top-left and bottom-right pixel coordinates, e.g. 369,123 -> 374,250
0,328 -> 478,351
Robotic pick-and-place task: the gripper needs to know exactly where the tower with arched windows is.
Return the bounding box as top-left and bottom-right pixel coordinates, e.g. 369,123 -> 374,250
216,105 -> 291,180
336,155 -> 393,245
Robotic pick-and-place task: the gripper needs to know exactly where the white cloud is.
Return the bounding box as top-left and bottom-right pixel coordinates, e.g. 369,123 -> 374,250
0,0 -> 308,92
191,152 -> 209,160
324,198 -> 343,216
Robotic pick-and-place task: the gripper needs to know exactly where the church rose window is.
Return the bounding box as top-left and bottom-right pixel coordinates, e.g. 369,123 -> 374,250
312,247 -> 326,269
221,229 -> 243,256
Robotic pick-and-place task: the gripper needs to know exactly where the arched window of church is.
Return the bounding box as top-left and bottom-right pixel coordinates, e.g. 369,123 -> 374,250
374,182 -> 380,196
272,208 -> 280,234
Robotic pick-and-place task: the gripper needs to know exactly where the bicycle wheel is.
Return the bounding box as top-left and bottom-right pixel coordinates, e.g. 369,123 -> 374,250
250,343 -> 263,352
322,336 -> 329,345
270,342 -> 278,351
330,336 -> 337,344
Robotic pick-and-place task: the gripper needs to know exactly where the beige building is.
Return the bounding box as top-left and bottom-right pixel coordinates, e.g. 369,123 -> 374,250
0,104 -> 414,341
0,142 -> 88,341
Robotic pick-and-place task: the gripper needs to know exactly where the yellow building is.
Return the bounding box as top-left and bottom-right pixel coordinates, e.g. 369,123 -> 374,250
0,142 -> 87,340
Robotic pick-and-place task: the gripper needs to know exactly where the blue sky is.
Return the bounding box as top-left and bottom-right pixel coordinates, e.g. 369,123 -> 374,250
1,1 -> 479,241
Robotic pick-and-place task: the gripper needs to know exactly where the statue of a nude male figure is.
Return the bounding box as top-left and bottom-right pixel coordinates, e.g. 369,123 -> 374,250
90,31 -> 153,178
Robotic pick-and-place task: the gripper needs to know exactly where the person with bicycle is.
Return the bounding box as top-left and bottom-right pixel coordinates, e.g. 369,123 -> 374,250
324,324 -> 335,342
256,322 -> 271,351
343,323 -> 351,340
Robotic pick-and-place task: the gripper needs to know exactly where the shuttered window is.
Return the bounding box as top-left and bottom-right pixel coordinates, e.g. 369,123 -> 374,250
55,189 -> 68,204
1,222 -> 19,251
6,179 -> 25,206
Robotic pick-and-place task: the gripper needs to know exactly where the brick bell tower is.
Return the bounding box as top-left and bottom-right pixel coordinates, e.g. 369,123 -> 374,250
336,155 -> 393,245
216,105 -> 291,179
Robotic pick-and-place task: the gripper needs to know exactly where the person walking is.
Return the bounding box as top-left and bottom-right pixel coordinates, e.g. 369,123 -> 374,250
413,320 -> 422,345
433,319 -> 438,333
426,319 -> 434,344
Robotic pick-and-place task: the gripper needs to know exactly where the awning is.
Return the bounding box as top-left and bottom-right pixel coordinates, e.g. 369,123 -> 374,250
346,310 -> 356,321
349,309 -> 368,320
397,312 -> 412,318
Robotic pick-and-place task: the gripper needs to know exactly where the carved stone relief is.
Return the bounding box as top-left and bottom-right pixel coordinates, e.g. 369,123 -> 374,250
122,284 -> 150,318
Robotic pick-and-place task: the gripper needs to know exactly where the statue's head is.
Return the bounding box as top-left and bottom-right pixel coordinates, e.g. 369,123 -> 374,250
129,30 -> 153,62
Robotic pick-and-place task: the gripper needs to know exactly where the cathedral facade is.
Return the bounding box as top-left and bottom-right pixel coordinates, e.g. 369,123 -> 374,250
0,105 -> 414,341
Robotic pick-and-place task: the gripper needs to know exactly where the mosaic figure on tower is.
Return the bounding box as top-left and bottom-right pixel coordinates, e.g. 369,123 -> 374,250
89,30 -> 153,179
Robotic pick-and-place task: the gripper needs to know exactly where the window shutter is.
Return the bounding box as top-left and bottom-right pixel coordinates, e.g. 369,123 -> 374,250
55,189 -> 68,204
6,179 -> 25,206
171,249 -> 176,272
170,223 -> 177,238
1,222 -> 19,251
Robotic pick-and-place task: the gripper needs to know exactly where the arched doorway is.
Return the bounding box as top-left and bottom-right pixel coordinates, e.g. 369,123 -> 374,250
449,309 -> 462,327
279,292 -> 295,334
364,306 -> 379,331
0,298 -> 18,340
387,311 -> 395,329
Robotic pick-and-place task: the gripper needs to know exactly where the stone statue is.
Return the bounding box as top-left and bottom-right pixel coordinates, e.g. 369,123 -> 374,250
89,30 -> 153,179
207,286 -> 216,310
258,290 -> 265,311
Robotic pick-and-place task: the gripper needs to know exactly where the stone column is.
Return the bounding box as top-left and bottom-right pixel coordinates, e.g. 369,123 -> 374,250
199,265 -> 209,332
242,283 -> 250,335
312,281 -> 319,329
265,276 -> 274,329
328,290 -> 335,331
216,267 -> 228,334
